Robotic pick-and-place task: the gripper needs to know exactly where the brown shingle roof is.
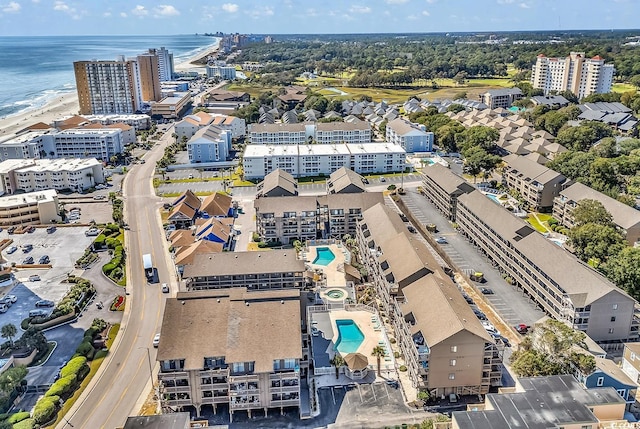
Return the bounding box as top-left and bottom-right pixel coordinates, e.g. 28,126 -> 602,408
158,288 -> 302,372
169,201 -> 196,221
200,192 -> 232,217
175,241 -> 223,266
172,189 -> 201,211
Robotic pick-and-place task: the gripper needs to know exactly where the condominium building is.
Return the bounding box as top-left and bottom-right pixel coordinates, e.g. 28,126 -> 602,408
452,375 -> 628,429
175,112 -> 246,140
254,193 -> 384,244
0,128 -> 123,162
157,288 -> 308,419
357,203 -> 502,395
531,52 -> 615,98
502,154 -> 566,211
181,250 -> 307,290
420,164 -> 474,220
0,158 -> 104,194
479,88 -> 523,109
385,118 -> 433,152
456,190 -> 639,343
64,114 -> 151,130
0,189 -> 61,226
553,182 -> 640,246
206,65 -> 237,80
150,47 -> 174,81
242,143 -> 406,180
327,167 -> 366,194
256,169 -> 298,197
74,53 -> 161,115
248,121 -> 371,145
187,125 -> 231,164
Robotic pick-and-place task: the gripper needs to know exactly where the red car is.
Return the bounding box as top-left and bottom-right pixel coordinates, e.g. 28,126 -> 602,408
514,324 -> 530,334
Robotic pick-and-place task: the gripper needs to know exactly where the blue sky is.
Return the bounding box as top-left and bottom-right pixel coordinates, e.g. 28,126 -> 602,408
0,0 -> 638,36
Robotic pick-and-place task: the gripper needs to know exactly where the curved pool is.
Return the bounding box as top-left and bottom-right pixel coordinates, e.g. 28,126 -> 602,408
334,319 -> 365,354
313,247 -> 336,266
326,289 -> 346,299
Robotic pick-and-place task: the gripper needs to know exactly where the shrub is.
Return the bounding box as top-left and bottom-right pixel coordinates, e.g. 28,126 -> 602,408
75,341 -> 93,358
91,318 -> 107,332
7,412 -> 30,424
12,419 -> 35,429
32,396 -> 59,425
399,365 -> 407,372
102,263 -> 116,275
60,356 -> 87,379
45,374 -> 75,398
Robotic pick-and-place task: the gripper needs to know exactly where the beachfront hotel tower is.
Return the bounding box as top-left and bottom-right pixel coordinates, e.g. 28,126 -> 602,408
74,53 -> 162,115
531,52 -> 614,99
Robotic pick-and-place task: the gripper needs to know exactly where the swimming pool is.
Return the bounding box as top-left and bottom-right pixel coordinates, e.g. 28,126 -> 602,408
334,319 -> 365,354
313,247 -> 336,266
485,193 -> 503,204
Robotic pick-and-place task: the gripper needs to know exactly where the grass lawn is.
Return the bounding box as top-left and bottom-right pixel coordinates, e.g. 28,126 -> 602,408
526,213 -> 552,234
48,324 -> 120,428
612,82 -> 636,94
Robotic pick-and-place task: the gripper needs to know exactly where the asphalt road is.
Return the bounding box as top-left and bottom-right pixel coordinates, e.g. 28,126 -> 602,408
58,127 -> 175,428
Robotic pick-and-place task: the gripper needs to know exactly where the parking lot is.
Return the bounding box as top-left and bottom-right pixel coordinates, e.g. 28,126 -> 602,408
400,189 -> 545,327
0,227 -> 95,328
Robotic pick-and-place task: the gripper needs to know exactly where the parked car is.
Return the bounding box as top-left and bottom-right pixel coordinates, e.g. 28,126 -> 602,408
0,297 -> 12,307
7,227 -> 16,234
29,309 -> 49,317
462,294 -> 474,305
379,177 -> 386,182
85,228 -> 100,237
407,225 -> 416,233
4,295 -> 16,303
29,275 -> 40,282
6,246 -> 17,254
46,226 -> 56,234
39,255 -> 50,264
23,256 -> 34,264
514,324 -> 531,334
26,226 -> 35,233
480,287 -> 494,295
153,333 -> 160,348
22,244 -> 33,253
0,304 -> 8,314
499,336 -> 511,348
93,195 -> 106,200
35,300 -> 54,308
435,237 -> 448,244
162,283 -> 169,293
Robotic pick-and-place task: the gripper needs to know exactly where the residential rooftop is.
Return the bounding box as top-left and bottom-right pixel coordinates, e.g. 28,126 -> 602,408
182,249 -> 305,278
0,189 -> 57,208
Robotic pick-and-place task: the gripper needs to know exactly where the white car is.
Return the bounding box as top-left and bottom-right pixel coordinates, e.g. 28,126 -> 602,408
153,333 -> 161,348
162,283 -> 169,293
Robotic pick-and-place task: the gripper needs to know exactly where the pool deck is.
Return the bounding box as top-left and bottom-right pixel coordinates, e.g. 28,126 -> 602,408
308,244 -> 347,287
312,309 -> 394,371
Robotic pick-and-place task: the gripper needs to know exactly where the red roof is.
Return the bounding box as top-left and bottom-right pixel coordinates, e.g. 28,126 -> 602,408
592,55 -> 603,60
537,54 -> 546,58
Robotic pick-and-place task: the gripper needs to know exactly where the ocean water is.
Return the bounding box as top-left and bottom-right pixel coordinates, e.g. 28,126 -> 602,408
0,35 -> 219,118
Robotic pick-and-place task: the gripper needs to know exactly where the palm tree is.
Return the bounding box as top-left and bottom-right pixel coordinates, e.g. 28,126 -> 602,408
372,345 -> 386,377
1,324 -> 17,348
330,354 -> 345,380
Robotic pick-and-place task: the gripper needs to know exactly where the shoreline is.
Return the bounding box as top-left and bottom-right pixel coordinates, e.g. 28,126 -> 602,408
174,39 -> 222,72
0,92 -> 79,137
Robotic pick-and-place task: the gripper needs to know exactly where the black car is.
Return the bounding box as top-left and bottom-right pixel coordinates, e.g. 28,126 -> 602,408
39,255 -> 50,264
480,287 -> 494,295
23,256 -> 34,264
463,294 -> 474,305
46,226 -> 56,234
7,227 -> 16,234
35,300 -> 54,308
407,225 -> 416,233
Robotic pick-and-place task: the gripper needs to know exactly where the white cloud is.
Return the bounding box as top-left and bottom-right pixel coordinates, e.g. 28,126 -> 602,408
247,6 -> 273,18
222,3 -> 238,13
519,2 -> 530,7
52,0 -> 83,19
422,9 -> 430,16
53,1 -> 69,11
31,0 -> 39,2
154,4 -> 179,16
349,5 -> 371,13
120,12 -> 127,17
306,8 -> 319,17
103,11 -> 111,17
131,5 -> 148,16
386,0 -> 409,3
2,1 -> 21,12
497,0 -> 516,3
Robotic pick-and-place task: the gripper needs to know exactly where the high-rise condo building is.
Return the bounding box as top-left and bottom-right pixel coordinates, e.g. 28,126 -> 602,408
74,53 -> 162,115
149,47 -> 174,82
531,52 -> 614,99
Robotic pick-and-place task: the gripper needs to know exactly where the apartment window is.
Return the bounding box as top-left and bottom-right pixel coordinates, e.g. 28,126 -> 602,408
611,316 -> 616,322
448,373 -> 455,380
617,389 -> 626,398
612,304 -> 618,310
450,346 -> 457,353
450,359 -> 457,367
596,377 -> 604,387
609,328 -> 615,334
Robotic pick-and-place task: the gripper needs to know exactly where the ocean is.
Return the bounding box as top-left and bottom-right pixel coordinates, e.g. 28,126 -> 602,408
0,34 -> 219,119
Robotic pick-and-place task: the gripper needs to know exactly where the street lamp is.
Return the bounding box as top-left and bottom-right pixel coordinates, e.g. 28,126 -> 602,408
139,347 -> 155,399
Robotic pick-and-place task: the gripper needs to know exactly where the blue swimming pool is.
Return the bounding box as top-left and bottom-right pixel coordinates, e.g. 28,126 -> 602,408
313,247 -> 336,266
334,319 -> 365,354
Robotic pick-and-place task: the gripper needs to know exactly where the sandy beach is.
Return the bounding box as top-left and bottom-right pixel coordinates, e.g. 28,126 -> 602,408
174,39 -> 222,72
0,92 -> 79,137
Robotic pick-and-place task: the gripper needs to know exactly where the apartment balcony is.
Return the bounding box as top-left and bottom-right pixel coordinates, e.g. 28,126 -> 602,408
164,398 -> 192,407
201,395 -> 229,405
271,399 -> 300,407
164,385 -> 191,394
230,400 -> 261,410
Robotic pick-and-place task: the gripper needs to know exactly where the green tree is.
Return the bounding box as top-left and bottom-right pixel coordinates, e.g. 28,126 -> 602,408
568,223 -> 625,266
0,365 -> 27,395
630,75 -> 640,90
372,345 -> 386,377
590,137 -> 617,158
330,354 -> 344,380
1,324 -> 17,348
447,103 -> 466,113
571,199 -> 614,227
463,146 -> 501,183
456,125 -> 499,152
556,121 -> 613,152
605,248 -> 640,300
304,95 -> 329,113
